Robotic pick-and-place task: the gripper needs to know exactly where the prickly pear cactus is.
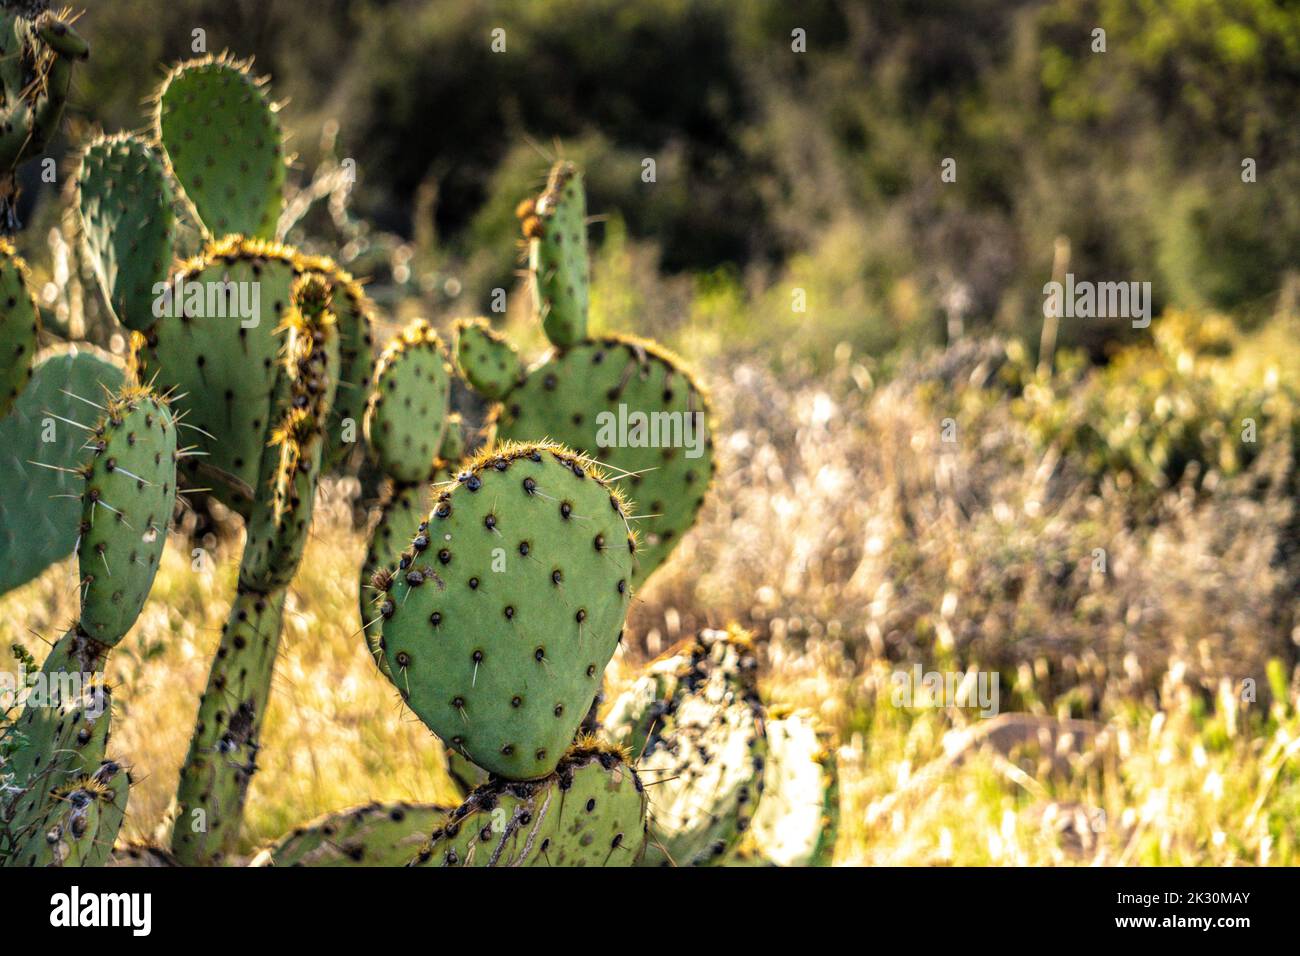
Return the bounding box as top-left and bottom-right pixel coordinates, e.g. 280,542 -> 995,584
460,162 -> 715,588
518,161 -> 588,348
131,236 -> 299,515
0,239 -> 38,417
364,318 -> 452,484
171,275 -> 340,866
76,133 -> 175,331
375,441 -> 635,780
0,345 -> 124,595
155,55 -> 285,240
453,317 -> 521,400
295,255 -> 375,470
251,802 -> 452,867
0,3 -> 88,231
77,387 -> 178,644
9,761 -> 128,868
749,708 -> 839,867
609,628 -> 767,867
360,415 -> 466,676
409,743 -> 647,866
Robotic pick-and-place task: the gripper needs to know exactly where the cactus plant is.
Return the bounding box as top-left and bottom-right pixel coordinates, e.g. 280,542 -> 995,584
0,1 -> 88,232
604,627 -> 767,866
0,346 -> 125,594
54,51 -> 382,865
748,708 -> 839,867
154,55 -> 285,241
9,759 -> 129,867
170,273 -> 340,865
131,237 -> 300,515
75,133 -> 175,332
0,239 -> 39,418
364,318 -> 453,483
1,381 -> 178,867
359,410 -> 465,678
409,741 -> 647,866
456,161 -> 715,588
373,440 -> 635,780
250,802 -> 453,867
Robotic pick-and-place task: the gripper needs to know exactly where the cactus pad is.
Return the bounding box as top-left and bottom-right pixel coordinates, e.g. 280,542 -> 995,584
364,318 -> 452,483
132,236 -> 298,515
0,345 -> 124,595
251,802 -> 452,867
295,255 -> 375,470
77,387 -> 178,646
76,134 -> 176,332
749,709 -> 839,867
616,628 -> 767,866
155,56 -> 285,240
359,480 -> 430,677
6,671 -> 112,817
377,441 -> 635,779
453,317 -> 522,400
493,335 -> 714,585
520,161 -> 588,348
409,743 -> 646,866
9,761 -> 128,868
0,239 -> 39,419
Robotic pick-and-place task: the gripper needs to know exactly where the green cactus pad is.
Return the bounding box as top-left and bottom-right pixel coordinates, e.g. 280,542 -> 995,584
4,672 -> 115,862
520,161 -> 588,348
155,56 -> 285,240
409,743 -> 646,866
76,134 -> 176,332
493,335 -> 714,585
10,761 -> 128,868
132,236 -> 299,515
453,317 -> 522,400
0,345 -> 124,595
446,747 -> 490,798
377,441 -> 635,780
749,709 -> 839,867
239,273 -> 340,594
250,802 -> 453,867
77,388 -> 178,646
364,318 -> 452,483
295,255 -> 375,470
622,628 -> 767,866
359,480 -> 431,677
0,239 -> 39,419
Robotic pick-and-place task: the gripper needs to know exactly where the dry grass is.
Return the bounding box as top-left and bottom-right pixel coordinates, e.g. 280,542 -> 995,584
3,317 -> 1299,865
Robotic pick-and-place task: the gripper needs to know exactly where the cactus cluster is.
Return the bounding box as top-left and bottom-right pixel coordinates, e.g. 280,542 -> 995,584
455,162 -> 717,586
1,380 -> 179,867
0,14 -> 839,866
